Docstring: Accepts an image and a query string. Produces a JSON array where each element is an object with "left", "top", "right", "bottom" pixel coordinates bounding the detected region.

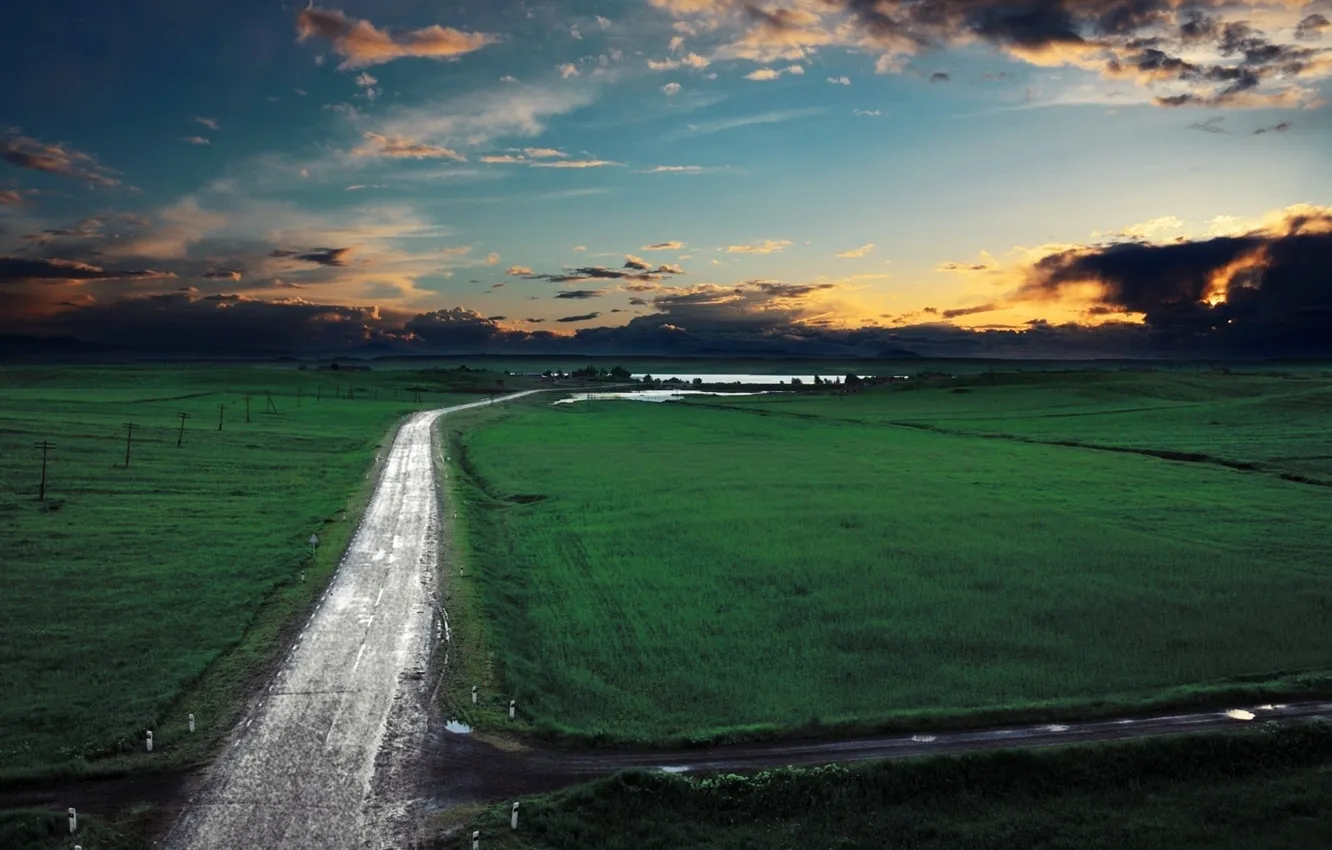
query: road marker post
[
  {"left": 511, "top": 802, "right": 519, "bottom": 830},
  {"left": 146, "top": 730, "right": 153, "bottom": 753},
  {"left": 188, "top": 713, "right": 195, "bottom": 733},
  {"left": 471, "top": 685, "right": 478, "bottom": 705},
  {"left": 472, "top": 829, "right": 480, "bottom": 850},
  {"left": 309, "top": 533, "right": 320, "bottom": 562},
  {"left": 509, "top": 700, "right": 515, "bottom": 720},
  {"left": 68, "top": 807, "right": 77, "bottom": 833}
]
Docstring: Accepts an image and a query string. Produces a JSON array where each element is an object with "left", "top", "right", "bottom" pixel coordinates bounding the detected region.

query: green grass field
[
  {"left": 450, "top": 370, "right": 1332, "bottom": 742},
  {"left": 463, "top": 723, "right": 1332, "bottom": 850},
  {"left": 0, "top": 364, "right": 518, "bottom": 779}
]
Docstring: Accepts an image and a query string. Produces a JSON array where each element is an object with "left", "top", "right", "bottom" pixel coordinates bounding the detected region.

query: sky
[{"left": 2, "top": 0, "right": 1331, "bottom": 358}]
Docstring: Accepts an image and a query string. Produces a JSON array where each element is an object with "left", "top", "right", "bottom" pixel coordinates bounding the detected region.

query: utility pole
[
  {"left": 316, "top": 386, "right": 322, "bottom": 403},
  {"left": 245, "top": 394, "right": 252, "bottom": 423},
  {"left": 176, "top": 412, "right": 191, "bottom": 448},
  {"left": 265, "top": 391, "right": 277, "bottom": 414},
  {"left": 217, "top": 404, "right": 225, "bottom": 431},
  {"left": 122, "top": 423, "right": 137, "bottom": 469},
  {"left": 33, "top": 441, "right": 54, "bottom": 501}
]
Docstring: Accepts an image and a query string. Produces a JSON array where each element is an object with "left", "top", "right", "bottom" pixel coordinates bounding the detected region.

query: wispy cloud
[
  {"left": 295, "top": 7, "right": 497, "bottom": 70},
  {"left": 352, "top": 132, "right": 466, "bottom": 161},
  {"left": 529, "top": 159, "right": 620, "bottom": 168},
  {"left": 642, "top": 241, "right": 685, "bottom": 250},
  {"left": 523, "top": 147, "right": 567, "bottom": 159},
  {"left": 835, "top": 243, "right": 875, "bottom": 258},
  {"left": 745, "top": 65, "right": 806, "bottom": 81},
  {"left": 194, "top": 116, "right": 220, "bottom": 131},
  {"left": 1, "top": 133, "right": 122, "bottom": 187},
  {"left": 371, "top": 81, "right": 601, "bottom": 151},
  {"left": 678, "top": 107, "right": 825, "bottom": 137},
  {"left": 181, "top": 136, "right": 211, "bottom": 146},
  {"left": 726, "top": 239, "right": 792, "bottom": 254}
]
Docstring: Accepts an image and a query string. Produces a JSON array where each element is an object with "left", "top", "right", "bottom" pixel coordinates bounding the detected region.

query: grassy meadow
[
  {"left": 462, "top": 722, "right": 1332, "bottom": 850},
  {"left": 449, "top": 369, "right": 1332, "bottom": 742},
  {"left": 0, "top": 363, "right": 517, "bottom": 779}
]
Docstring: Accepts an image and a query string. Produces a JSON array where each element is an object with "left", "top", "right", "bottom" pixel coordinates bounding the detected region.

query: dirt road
[
  {"left": 163, "top": 393, "right": 538, "bottom": 850},
  {"left": 425, "top": 699, "right": 1332, "bottom": 805}
]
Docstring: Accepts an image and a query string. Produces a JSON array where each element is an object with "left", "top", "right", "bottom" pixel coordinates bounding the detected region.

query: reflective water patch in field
[
  {"left": 657, "top": 765, "right": 690, "bottom": 774},
  {"left": 1225, "top": 709, "right": 1256, "bottom": 721},
  {"left": 553, "top": 390, "right": 772, "bottom": 405},
  {"left": 444, "top": 719, "right": 473, "bottom": 734}
]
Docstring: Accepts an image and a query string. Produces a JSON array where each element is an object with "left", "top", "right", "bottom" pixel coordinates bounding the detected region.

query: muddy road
[{"left": 161, "top": 393, "right": 539, "bottom": 850}]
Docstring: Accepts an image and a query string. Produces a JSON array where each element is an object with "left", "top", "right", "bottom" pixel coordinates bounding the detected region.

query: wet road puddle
[{"left": 444, "top": 719, "right": 473, "bottom": 734}]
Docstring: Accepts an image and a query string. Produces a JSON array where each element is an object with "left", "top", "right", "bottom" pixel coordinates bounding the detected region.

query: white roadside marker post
[
  {"left": 188, "top": 713, "right": 195, "bottom": 733},
  {"left": 471, "top": 685, "right": 478, "bottom": 705},
  {"left": 146, "top": 730, "right": 153, "bottom": 752},
  {"left": 68, "top": 807, "right": 77, "bottom": 834},
  {"left": 509, "top": 700, "right": 515, "bottom": 720},
  {"left": 511, "top": 802, "right": 519, "bottom": 830},
  {"left": 472, "top": 829, "right": 480, "bottom": 850}
]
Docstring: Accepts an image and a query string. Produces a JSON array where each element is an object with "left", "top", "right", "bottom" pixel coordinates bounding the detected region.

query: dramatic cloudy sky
[{"left": 2, "top": 0, "right": 1330, "bottom": 357}]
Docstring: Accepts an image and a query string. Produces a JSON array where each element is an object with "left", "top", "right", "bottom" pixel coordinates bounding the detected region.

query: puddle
[
  {"left": 1225, "top": 709, "right": 1256, "bottom": 721},
  {"left": 1045, "top": 724, "right": 1069, "bottom": 732},
  {"left": 444, "top": 719, "right": 472, "bottom": 734},
  {"left": 910, "top": 734, "right": 937, "bottom": 743},
  {"left": 553, "top": 390, "right": 771, "bottom": 405},
  {"left": 657, "top": 765, "right": 690, "bottom": 774}
]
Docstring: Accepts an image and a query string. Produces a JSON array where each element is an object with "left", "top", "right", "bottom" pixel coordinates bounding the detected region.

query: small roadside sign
[{"left": 309, "top": 534, "right": 320, "bottom": 548}]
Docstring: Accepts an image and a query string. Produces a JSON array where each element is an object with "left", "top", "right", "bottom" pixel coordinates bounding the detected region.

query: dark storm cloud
[
  {"left": 201, "top": 267, "right": 244, "bottom": 280},
  {"left": 520, "top": 263, "right": 685, "bottom": 284},
  {"left": 941, "top": 302, "right": 1001, "bottom": 319},
  {"left": 1, "top": 133, "right": 121, "bottom": 187},
  {"left": 0, "top": 256, "right": 172, "bottom": 283},
  {"left": 1188, "top": 116, "right": 1226, "bottom": 133},
  {"left": 557, "top": 312, "right": 601, "bottom": 323},
  {"left": 1296, "top": 14, "right": 1329, "bottom": 40},
  {"left": 825, "top": 0, "right": 1327, "bottom": 107},
  {"left": 1252, "top": 122, "right": 1291, "bottom": 135},
  {"left": 12, "top": 292, "right": 394, "bottom": 353},
  {"left": 1023, "top": 208, "right": 1332, "bottom": 355},
  {"left": 269, "top": 247, "right": 353, "bottom": 267},
  {"left": 928, "top": 71, "right": 950, "bottom": 82},
  {"left": 554, "top": 289, "right": 605, "bottom": 299}
]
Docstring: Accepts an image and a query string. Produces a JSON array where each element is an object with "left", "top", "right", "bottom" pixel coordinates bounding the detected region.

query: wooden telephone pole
[
  {"left": 33, "top": 441, "right": 54, "bottom": 500},
  {"left": 217, "top": 404, "right": 226, "bottom": 431},
  {"left": 122, "top": 423, "right": 137, "bottom": 468},
  {"left": 176, "top": 412, "right": 191, "bottom": 448}
]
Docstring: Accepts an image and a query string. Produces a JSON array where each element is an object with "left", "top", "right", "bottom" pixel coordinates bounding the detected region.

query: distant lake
[
  {"left": 553, "top": 390, "right": 771, "bottom": 405},
  {"left": 631, "top": 373, "right": 871, "bottom": 385}
]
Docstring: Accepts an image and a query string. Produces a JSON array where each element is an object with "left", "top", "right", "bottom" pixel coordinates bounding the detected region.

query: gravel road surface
[{"left": 163, "top": 393, "right": 538, "bottom": 850}]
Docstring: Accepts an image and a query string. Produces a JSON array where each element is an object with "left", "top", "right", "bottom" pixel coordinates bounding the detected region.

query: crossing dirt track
[{"left": 163, "top": 393, "right": 539, "bottom": 850}]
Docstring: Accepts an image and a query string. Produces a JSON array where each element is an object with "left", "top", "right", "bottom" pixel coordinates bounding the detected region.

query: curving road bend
[{"left": 163, "top": 392, "right": 539, "bottom": 850}]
